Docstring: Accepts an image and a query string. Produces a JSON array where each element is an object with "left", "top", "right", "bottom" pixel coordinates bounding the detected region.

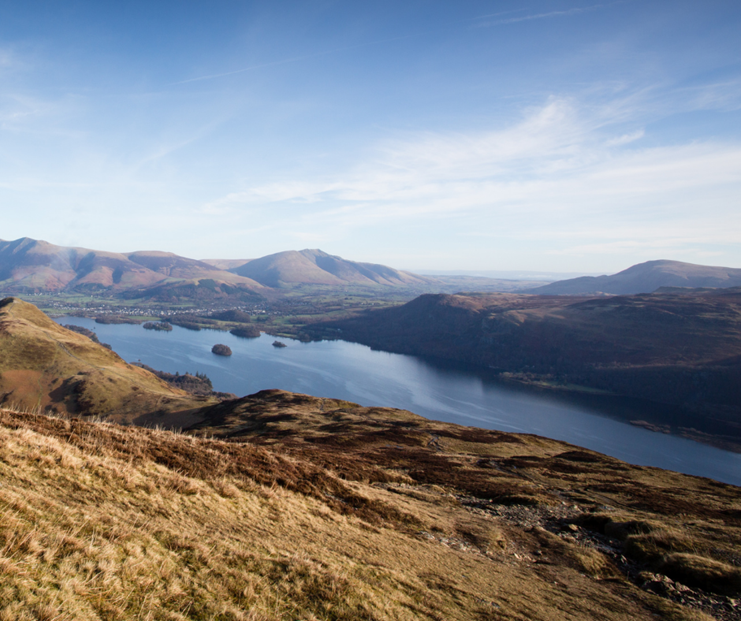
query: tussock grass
[
  {"left": 0, "top": 405, "right": 709, "bottom": 620},
  {"left": 0, "top": 415, "right": 405, "bottom": 619}
]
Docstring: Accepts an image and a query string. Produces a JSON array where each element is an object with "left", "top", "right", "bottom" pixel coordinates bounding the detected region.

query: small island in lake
[
  {"left": 211, "top": 344, "right": 232, "bottom": 356},
  {"left": 143, "top": 321, "right": 173, "bottom": 331},
  {"left": 272, "top": 340, "right": 287, "bottom": 348},
  {"left": 230, "top": 325, "right": 261, "bottom": 339}
]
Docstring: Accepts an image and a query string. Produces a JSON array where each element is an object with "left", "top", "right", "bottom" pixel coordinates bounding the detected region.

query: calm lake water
[{"left": 59, "top": 317, "right": 741, "bottom": 486}]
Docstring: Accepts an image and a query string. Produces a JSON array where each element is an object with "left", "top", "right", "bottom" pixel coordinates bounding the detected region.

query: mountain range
[
  {"left": 0, "top": 238, "right": 433, "bottom": 298},
  {"left": 3, "top": 238, "right": 741, "bottom": 300},
  {"left": 0, "top": 237, "right": 265, "bottom": 302}
]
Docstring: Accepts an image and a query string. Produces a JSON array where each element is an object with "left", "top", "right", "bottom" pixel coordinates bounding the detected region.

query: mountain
[
  {"left": 0, "top": 237, "right": 265, "bottom": 300},
  {"left": 0, "top": 237, "right": 165, "bottom": 292},
  {"left": 0, "top": 297, "right": 217, "bottom": 423},
  {"left": 231, "top": 248, "right": 434, "bottom": 288},
  {"left": 320, "top": 289, "right": 741, "bottom": 451},
  {"left": 527, "top": 260, "right": 741, "bottom": 295},
  {"left": 1, "top": 391, "right": 739, "bottom": 619},
  {"left": 0, "top": 238, "right": 436, "bottom": 297}
]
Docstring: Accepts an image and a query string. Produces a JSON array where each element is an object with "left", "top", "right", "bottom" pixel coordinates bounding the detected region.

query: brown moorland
[
  {"left": 188, "top": 389, "right": 741, "bottom": 618},
  {"left": 2, "top": 391, "right": 740, "bottom": 620}
]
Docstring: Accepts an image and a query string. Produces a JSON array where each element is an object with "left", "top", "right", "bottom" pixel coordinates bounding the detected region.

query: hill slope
[
  {"left": 0, "top": 297, "right": 217, "bottom": 422},
  {"left": 528, "top": 260, "right": 741, "bottom": 295},
  {"left": 232, "top": 249, "right": 434, "bottom": 288},
  {"left": 1, "top": 391, "right": 738, "bottom": 619}
]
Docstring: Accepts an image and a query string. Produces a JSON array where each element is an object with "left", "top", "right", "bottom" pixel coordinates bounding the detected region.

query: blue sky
[{"left": 1, "top": 1, "right": 739, "bottom": 273}]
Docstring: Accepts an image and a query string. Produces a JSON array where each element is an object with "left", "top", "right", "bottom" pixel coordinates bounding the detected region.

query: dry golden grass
[
  {"left": 0, "top": 297, "right": 217, "bottom": 422},
  {"left": 0, "top": 404, "right": 721, "bottom": 621}
]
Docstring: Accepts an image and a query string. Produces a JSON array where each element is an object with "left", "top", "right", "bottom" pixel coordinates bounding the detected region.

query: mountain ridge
[
  {"left": 527, "top": 260, "right": 741, "bottom": 295},
  {"left": 0, "top": 238, "right": 437, "bottom": 296},
  {"left": 5, "top": 238, "right": 741, "bottom": 299},
  {"left": 231, "top": 248, "right": 434, "bottom": 288},
  {"left": 0, "top": 237, "right": 265, "bottom": 298}
]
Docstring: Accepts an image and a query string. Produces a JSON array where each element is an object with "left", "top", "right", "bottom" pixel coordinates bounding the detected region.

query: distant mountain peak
[
  {"left": 232, "top": 248, "right": 432, "bottom": 288},
  {"left": 527, "top": 259, "right": 741, "bottom": 295}
]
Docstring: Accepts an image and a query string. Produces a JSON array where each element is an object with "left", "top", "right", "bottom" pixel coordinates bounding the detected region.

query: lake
[{"left": 59, "top": 317, "right": 741, "bottom": 486}]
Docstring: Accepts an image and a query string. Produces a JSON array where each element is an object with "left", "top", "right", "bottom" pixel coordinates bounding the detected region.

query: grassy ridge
[{"left": 0, "top": 297, "right": 217, "bottom": 422}]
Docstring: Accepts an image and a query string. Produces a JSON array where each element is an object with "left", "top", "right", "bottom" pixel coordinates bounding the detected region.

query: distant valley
[{"left": 4, "top": 236, "right": 741, "bottom": 450}]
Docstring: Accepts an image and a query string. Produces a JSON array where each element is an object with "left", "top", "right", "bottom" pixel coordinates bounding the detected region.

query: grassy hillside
[
  {"left": 321, "top": 289, "right": 741, "bottom": 451},
  {"left": 0, "top": 297, "right": 217, "bottom": 423},
  {"left": 2, "top": 392, "right": 739, "bottom": 620}
]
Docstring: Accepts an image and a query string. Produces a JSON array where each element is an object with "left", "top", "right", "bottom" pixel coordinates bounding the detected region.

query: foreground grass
[
  {"left": 0, "top": 413, "right": 409, "bottom": 620},
  {"left": 0, "top": 404, "right": 729, "bottom": 620}
]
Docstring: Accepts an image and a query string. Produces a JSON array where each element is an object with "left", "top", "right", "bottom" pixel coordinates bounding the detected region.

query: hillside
[
  {"left": 1, "top": 391, "right": 739, "bottom": 620},
  {"left": 231, "top": 249, "right": 434, "bottom": 288},
  {"left": 320, "top": 289, "right": 741, "bottom": 451},
  {"left": 0, "top": 237, "right": 264, "bottom": 300},
  {"left": 528, "top": 260, "right": 741, "bottom": 295},
  {"left": 0, "top": 297, "right": 217, "bottom": 423}
]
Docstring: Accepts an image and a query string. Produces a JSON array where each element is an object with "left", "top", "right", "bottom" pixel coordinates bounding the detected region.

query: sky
[{"left": 0, "top": 0, "right": 740, "bottom": 274}]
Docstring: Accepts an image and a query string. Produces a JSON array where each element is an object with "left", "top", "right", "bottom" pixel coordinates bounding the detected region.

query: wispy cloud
[
  {"left": 0, "top": 93, "right": 73, "bottom": 131},
  {"left": 472, "top": 8, "right": 529, "bottom": 21},
  {"left": 677, "top": 79, "right": 741, "bottom": 112},
  {"left": 473, "top": 2, "right": 623, "bottom": 28},
  {"left": 198, "top": 93, "right": 741, "bottom": 260},
  {"left": 605, "top": 129, "right": 644, "bottom": 146}
]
